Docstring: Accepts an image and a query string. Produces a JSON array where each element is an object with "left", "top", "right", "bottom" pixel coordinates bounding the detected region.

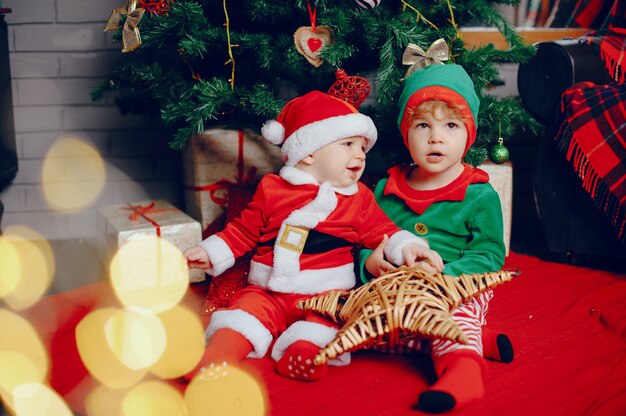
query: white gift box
[
  {"left": 481, "top": 161, "right": 513, "bottom": 256},
  {"left": 98, "top": 200, "right": 205, "bottom": 282},
  {"left": 183, "top": 129, "right": 282, "bottom": 235}
]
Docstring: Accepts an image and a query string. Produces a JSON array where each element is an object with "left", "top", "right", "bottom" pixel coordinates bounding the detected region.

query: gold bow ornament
[
  {"left": 402, "top": 38, "right": 449, "bottom": 78},
  {"left": 105, "top": 0, "right": 145, "bottom": 53}
]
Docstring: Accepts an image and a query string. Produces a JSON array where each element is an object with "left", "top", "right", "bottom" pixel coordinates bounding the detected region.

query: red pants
[{"left": 205, "top": 286, "right": 349, "bottom": 365}]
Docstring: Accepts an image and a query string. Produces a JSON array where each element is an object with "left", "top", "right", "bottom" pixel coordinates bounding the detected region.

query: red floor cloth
[{"left": 19, "top": 252, "right": 626, "bottom": 415}]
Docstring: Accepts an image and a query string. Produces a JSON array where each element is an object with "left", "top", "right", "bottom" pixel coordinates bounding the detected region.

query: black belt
[{"left": 258, "top": 229, "right": 354, "bottom": 254}]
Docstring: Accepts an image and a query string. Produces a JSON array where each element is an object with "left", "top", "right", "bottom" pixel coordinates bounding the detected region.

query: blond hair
[{"left": 407, "top": 100, "right": 473, "bottom": 125}]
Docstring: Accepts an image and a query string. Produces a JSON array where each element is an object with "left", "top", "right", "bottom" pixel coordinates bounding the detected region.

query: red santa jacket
[{"left": 198, "top": 167, "right": 425, "bottom": 295}]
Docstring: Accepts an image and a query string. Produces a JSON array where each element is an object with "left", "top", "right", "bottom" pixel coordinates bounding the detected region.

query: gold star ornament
[{"left": 298, "top": 267, "right": 519, "bottom": 365}]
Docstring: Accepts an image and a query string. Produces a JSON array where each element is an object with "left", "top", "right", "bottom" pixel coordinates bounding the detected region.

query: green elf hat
[{"left": 397, "top": 63, "right": 480, "bottom": 155}]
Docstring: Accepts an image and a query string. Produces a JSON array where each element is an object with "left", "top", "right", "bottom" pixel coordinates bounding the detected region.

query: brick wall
[{"left": 0, "top": 0, "right": 183, "bottom": 241}]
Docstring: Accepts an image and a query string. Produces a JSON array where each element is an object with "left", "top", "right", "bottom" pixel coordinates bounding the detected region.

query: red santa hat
[{"left": 261, "top": 91, "right": 377, "bottom": 166}]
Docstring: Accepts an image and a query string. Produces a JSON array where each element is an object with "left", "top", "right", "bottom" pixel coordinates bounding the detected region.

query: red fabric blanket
[
  {"left": 17, "top": 252, "right": 626, "bottom": 415},
  {"left": 555, "top": 81, "right": 626, "bottom": 242}
]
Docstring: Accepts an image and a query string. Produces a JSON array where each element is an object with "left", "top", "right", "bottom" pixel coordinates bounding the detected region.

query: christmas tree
[{"left": 93, "top": 0, "right": 542, "bottom": 170}]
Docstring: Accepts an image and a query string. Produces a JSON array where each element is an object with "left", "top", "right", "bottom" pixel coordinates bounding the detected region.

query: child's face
[
  {"left": 302, "top": 136, "right": 367, "bottom": 187},
  {"left": 407, "top": 109, "right": 468, "bottom": 178}
]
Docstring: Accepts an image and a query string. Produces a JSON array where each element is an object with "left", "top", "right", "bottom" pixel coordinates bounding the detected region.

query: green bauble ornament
[{"left": 489, "top": 138, "right": 509, "bottom": 164}]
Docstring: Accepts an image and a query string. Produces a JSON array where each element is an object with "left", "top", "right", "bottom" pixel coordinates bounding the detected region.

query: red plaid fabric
[
  {"left": 578, "top": 0, "right": 626, "bottom": 84},
  {"left": 554, "top": 81, "right": 626, "bottom": 242}
]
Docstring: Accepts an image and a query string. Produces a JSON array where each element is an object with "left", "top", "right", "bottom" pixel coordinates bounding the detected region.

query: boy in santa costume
[
  {"left": 184, "top": 90, "right": 443, "bottom": 381},
  {"left": 360, "top": 59, "right": 514, "bottom": 412}
]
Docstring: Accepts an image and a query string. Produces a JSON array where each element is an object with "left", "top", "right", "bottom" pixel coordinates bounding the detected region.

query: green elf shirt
[{"left": 359, "top": 164, "right": 505, "bottom": 282}]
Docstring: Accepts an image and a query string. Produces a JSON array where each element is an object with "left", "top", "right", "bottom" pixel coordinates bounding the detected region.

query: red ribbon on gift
[
  {"left": 122, "top": 201, "right": 175, "bottom": 237},
  {"left": 186, "top": 130, "right": 258, "bottom": 209}
]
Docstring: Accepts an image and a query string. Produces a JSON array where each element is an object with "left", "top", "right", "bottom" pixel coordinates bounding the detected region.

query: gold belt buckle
[{"left": 278, "top": 225, "right": 309, "bottom": 253}]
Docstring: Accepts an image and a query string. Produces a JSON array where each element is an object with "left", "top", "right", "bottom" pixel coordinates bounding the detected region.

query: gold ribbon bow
[
  {"left": 402, "top": 38, "right": 449, "bottom": 78},
  {"left": 105, "top": 0, "right": 145, "bottom": 53}
]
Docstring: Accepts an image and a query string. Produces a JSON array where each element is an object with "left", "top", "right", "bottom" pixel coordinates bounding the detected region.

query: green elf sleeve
[{"left": 442, "top": 184, "right": 506, "bottom": 276}]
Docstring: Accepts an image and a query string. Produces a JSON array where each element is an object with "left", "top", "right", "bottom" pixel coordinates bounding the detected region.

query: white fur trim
[
  {"left": 333, "top": 182, "right": 358, "bottom": 195},
  {"left": 279, "top": 166, "right": 319, "bottom": 185},
  {"left": 197, "top": 235, "right": 236, "bottom": 276},
  {"left": 281, "top": 113, "right": 377, "bottom": 166},
  {"left": 205, "top": 309, "right": 273, "bottom": 359},
  {"left": 271, "top": 182, "right": 337, "bottom": 280},
  {"left": 261, "top": 119, "right": 285, "bottom": 145},
  {"left": 270, "top": 321, "right": 351, "bottom": 366},
  {"left": 384, "top": 230, "right": 429, "bottom": 266},
  {"left": 248, "top": 261, "right": 356, "bottom": 295},
  {"left": 278, "top": 167, "right": 358, "bottom": 195}
]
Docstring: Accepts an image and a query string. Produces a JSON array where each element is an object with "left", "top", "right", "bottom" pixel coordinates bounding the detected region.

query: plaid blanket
[
  {"left": 554, "top": 81, "right": 626, "bottom": 242},
  {"left": 578, "top": 0, "right": 626, "bottom": 84}
]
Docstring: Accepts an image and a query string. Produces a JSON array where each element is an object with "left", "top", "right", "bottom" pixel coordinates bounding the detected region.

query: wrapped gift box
[
  {"left": 480, "top": 161, "right": 513, "bottom": 256},
  {"left": 98, "top": 200, "right": 205, "bottom": 282},
  {"left": 183, "top": 129, "right": 282, "bottom": 236}
]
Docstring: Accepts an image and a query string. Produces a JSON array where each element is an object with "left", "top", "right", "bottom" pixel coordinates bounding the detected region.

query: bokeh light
[
  {"left": 149, "top": 305, "right": 206, "bottom": 379},
  {"left": 0, "top": 237, "right": 20, "bottom": 298},
  {"left": 1, "top": 225, "right": 55, "bottom": 310},
  {"left": 41, "top": 136, "right": 105, "bottom": 212},
  {"left": 0, "top": 309, "right": 49, "bottom": 409},
  {"left": 122, "top": 380, "right": 184, "bottom": 416},
  {"left": 109, "top": 236, "right": 189, "bottom": 314},
  {"left": 76, "top": 308, "right": 147, "bottom": 389},
  {"left": 0, "top": 351, "right": 46, "bottom": 412},
  {"left": 184, "top": 363, "right": 267, "bottom": 416},
  {"left": 12, "top": 383, "right": 73, "bottom": 416},
  {"left": 84, "top": 384, "right": 128, "bottom": 416},
  {"left": 104, "top": 307, "right": 167, "bottom": 370}
]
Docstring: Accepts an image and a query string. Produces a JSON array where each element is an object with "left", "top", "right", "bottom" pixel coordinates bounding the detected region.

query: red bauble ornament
[
  {"left": 138, "top": 0, "right": 172, "bottom": 15},
  {"left": 327, "top": 69, "right": 371, "bottom": 109}
]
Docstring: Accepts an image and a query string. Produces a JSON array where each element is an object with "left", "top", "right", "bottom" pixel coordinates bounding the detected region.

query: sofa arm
[{"left": 517, "top": 39, "right": 612, "bottom": 125}]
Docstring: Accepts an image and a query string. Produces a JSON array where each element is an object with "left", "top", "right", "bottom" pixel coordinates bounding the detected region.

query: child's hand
[
  {"left": 401, "top": 243, "right": 444, "bottom": 273},
  {"left": 184, "top": 246, "right": 212, "bottom": 269},
  {"left": 365, "top": 234, "right": 395, "bottom": 277}
]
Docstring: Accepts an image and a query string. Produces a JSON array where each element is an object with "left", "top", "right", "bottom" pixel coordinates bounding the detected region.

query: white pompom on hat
[{"left": 261, "top": 91, "right": 378, "bottom": 166}]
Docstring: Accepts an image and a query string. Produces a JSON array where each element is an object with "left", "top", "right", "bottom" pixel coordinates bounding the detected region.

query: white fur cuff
[
  {"left": 205, "top": 309, "right": 273, "bottom": 359},
  {"left": 270, "top": 320, "right": 351, "bottom": 366},
  {"left": 384, "top": 230, "right": 428, "bottom": 266},
  {"left": 197, "top": 235, "right": 236, "bottom": 276}
]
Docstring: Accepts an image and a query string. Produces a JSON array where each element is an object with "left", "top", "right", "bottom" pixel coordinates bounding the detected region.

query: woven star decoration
[{"left": 298, "top": 266, "right": 519, "bottom": 365}]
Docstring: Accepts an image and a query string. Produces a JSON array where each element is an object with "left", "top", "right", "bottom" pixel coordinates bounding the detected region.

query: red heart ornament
[
  {"left": 307, "top": 37, "right": 322, "bottom": 53},
  {"left": 294, "top": 26, "right": 333, "bottom": 67}
]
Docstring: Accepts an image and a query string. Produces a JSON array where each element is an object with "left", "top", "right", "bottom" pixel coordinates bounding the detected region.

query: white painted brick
[
  {"left": 95, "top": 179, "right": 152, "bottom": 205},
  {"left": 106, "top": 157, "right": 154, "bottom": 181},
  {"left": 12, "top": 159, "right": 42, "bottom": 184},
  {"left": 6, "top": 22, "right": 14, "bottom": 52},
  {"left": 63, "top": 106, "right": 153, "bottom": 130},
  {"left": 58, "top": 0, "right": 120, "bottom": 23},
  {"left": 11, "top": 78, "right": 16, "bottom": 103},
  {"left": 0, "top": 211, "right": 72, "bottom": 240},
  {"left": 59, "top": 51, "right": 120, "bottom": 77},
  {"left": 47, "top": 237, "right": 106, "bottom": 293},
  {"left": 14, "top": 106, "right": 64, "bottom": 132},
  {"left": 17, "top": 78, "right": 102, "bottom": 105},
  {"left": 24, "top": 184, "right": 47, "bottom": 211},
  {"left": 3, "top": 0, "right": 55, "bottom": 24},
  {"left": 14, "top": 24, "right": 110, "bottom": 52},
  {"left": 9, "top": 52, "right": 59, "bottom": 78},
  {"left": 20, "top": 131, "right": 110, "bottom": 159},
  {"left": 0, "top": 184, "right": 26, "bottom": 211},
  {"left": 95, "top": 180, "right": 182, "bottom": 207}
]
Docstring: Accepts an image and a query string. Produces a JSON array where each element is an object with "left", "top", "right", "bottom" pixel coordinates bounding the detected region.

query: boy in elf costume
[
  {"left": 184, "top": 90, "right": 443, "bottom": 381},
  {"left": 360, "top": 61, "right": 514, "bottom": 413}
]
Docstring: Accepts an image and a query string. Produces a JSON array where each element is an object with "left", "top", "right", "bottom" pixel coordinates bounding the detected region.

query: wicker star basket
[{"left": 299, "top": 267, "right": 519, "bottom": 364}]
